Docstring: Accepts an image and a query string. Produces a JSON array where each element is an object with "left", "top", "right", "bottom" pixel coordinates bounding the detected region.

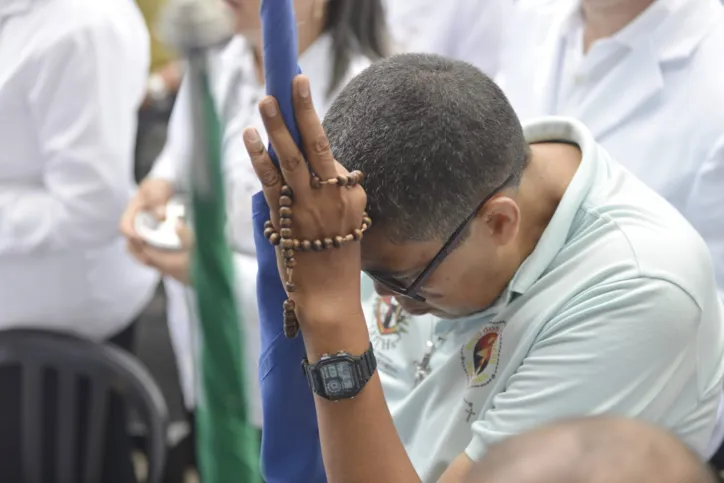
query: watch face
[{"left": 319, "top": 359, "right": 358, "bottom": 400}]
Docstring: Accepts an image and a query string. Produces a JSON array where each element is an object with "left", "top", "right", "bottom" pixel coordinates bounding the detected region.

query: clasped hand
[{"left": 244, "top": 75, "right": 366, "bottom": 320}]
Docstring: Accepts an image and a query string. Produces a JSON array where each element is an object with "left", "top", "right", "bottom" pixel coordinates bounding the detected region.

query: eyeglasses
[{"left": 366, "top": 173, "right": 516, "bottom": 302}]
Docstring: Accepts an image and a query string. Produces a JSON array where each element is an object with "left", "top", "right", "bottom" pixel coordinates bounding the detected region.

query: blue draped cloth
[{"left": 254, "top": 1, "right": 325, "bottom": 482}]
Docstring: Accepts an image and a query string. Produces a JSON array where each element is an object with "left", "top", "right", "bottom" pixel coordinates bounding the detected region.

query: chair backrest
[{"left": 0, "top": 329, "right": 169, "bottom": 483}]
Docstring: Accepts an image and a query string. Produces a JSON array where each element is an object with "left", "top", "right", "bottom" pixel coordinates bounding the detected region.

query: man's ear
[{"left": 480, "top": 196, "right": 520, "bottom": 246}]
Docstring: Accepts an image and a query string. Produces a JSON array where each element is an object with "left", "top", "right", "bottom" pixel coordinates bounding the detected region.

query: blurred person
[
  {"left": 120, "top": 0, "right": 388, "bottom": 436},
  {"left": 0, "top": 0, "right": 157, "bottom": 481},
  {"left": 465, "top": 417, "right": 722, "bottom": 483},
  {"left": 136, "top": 0, "right": 183, "bottom": 107},
  {"left": 494, "top": 0, "right": 724, "bottom": 462},
  {"left": 383, "top": 0, "right": 511, "bottom": 76}
]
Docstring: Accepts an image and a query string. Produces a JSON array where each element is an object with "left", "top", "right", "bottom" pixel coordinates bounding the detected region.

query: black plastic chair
[{"left": 0, "top": 329, "right": 169, "bottom": 483}]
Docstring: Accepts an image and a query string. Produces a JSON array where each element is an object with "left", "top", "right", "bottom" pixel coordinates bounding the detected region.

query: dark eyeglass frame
[{"left": 366, "top": 173, "right": 517, "bottom": 302}]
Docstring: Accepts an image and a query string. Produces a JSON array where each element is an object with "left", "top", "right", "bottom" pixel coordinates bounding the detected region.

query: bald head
[{"left": 466, "top": 417, "right": 718, "bottom": 483}]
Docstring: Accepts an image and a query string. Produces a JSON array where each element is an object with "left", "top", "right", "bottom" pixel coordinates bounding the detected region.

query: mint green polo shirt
[{"left": 363, "top": 117, "right": 724, "bottom": 482}]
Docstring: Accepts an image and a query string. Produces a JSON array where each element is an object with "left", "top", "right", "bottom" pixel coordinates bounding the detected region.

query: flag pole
[{"left": 158, "top": 1, "right": 261, "bottom": 482}]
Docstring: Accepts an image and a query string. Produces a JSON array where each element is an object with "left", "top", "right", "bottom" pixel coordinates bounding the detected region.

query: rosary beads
[{"left": 263, "top": 170, "right": 371, "bottom": 339}]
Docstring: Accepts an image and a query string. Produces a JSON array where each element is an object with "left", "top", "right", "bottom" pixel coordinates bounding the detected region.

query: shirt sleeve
[
  {"left": 149, "top": 76, "right": 192, "bottom": 186},
  {"left": 465, "top": 277, "right": 713, "bottom": 461},
  {"left": 684, "top": 137, "right": 724, "bottom": 303},
  {"left": 0, "top": 16, "right": 149, "bottom": 255},
  {"left": 223, "top": 112, "right": 263, "bottom": 256}
]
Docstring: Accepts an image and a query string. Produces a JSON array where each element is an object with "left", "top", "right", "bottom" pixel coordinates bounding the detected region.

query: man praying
[{"left": 244, "top": 54, "right": 724, "bottom": 482}]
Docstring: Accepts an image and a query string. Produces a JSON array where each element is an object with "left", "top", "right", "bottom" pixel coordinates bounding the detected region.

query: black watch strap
[
  {"left": 357, "top": 343, "right": 377, "bottom": 380},
  {"left": 302, "top": 343, "right": 377, "bottom": 400}
]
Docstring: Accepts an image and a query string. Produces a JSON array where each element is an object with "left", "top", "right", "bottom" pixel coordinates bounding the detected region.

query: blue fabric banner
[{"left": 255, "top": 1, "right": 325, "bottom": 482}]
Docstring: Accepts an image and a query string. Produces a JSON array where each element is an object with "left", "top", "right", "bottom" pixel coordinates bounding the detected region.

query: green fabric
[{"left": 191, "top": 70, "right": 261, "bottom": 483}]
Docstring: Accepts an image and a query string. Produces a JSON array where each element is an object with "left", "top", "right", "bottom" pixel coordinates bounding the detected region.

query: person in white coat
[
  {"left": 494, "top": 0, "right": 724, "bottom": 465},
  {"left": 120, "top": 0, "right": 388, "bottom": 432},
  {"left": 0, "top": 0, "right": 156, "bottom": 481},
  {"left": 383, "top": 0, "right": 510, "bottom": 76}
]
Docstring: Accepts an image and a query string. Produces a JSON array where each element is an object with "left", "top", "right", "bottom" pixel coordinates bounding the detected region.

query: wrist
[
  {"left": 299, "top": 307, "right": 370, "bottom": 363},
  {"left": 294, "top": 289, "right": 363, "bottom": 328}
]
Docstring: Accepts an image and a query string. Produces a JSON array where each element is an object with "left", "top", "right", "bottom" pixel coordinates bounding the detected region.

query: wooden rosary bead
[
  {"left": 264, "top": 220, "right": 273, "bottom": 229},
  {"left": 274, "top": 172, "right": 369, "bottom": 339},
  {"left": 283, "top": 310, "right": 299, "bottom": 338},
  {"left": 283, "top": 323, "right": 299, "bottom": 339}
]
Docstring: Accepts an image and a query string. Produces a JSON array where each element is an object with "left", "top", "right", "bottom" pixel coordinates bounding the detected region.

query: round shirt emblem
[{"left": 460, "top": 322, "right": 503, "bottom": 388}]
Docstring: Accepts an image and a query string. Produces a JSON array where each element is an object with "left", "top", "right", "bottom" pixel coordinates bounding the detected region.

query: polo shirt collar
[{"left": 508, "top": 117, "right": 599, "bottom": 297}]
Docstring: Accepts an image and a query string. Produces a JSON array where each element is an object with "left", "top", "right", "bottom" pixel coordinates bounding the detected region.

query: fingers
[
  {"left": 120, "top": 196, "right": 145, "bottom": 241},
  {"left": 176, "top": 222, "right": 195, "bottom": 250},
  {"left": 258, "top": 96, "right": 311, "bottom": 193},
  {"left": 127, "top": 239, "right": 191, "bottom": 285},
  {"left": 120, "top": 179, "right": 173, "bottom": 240},
  {"left": 126, "top": 238, "right": 151, "bottom": 265},
  {"left": 292, "top": 75, "right": 339, "bottom": 180},
  {"left": 244, "top": 127, "right": 281, "bottom": 215}
]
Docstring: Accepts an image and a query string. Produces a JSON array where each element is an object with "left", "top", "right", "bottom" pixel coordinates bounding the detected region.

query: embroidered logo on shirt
[
  {"left": 370, "top": 296, "right": 409, "bottom": 351},
  {"left": 460, "top": 322, "right": 504, "bottom": 388}
]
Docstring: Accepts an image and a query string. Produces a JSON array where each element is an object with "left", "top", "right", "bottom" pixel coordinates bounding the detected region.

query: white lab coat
[
  {"left": 496, "top": 0, "right": 724, "bottom": 455},
  {"left": 498, "top": 0, "right": 724, "bottom": 298},
  {"left": 383, "top": 0, "right": 510, "bottom": 76},
  {"left": 151, "top": 34, "right": 372, "bottom": 427},
  {"left": 0, "top": 0, "right": 158, "bottom": 339}
]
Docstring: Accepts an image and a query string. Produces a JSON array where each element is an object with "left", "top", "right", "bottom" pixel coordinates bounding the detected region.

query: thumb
[
  {"left": 141, "top": 179, "right": 174, "bottom": 218},
  {"left": 176, "top": 221, "right": 195, "bottom": 249}
]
